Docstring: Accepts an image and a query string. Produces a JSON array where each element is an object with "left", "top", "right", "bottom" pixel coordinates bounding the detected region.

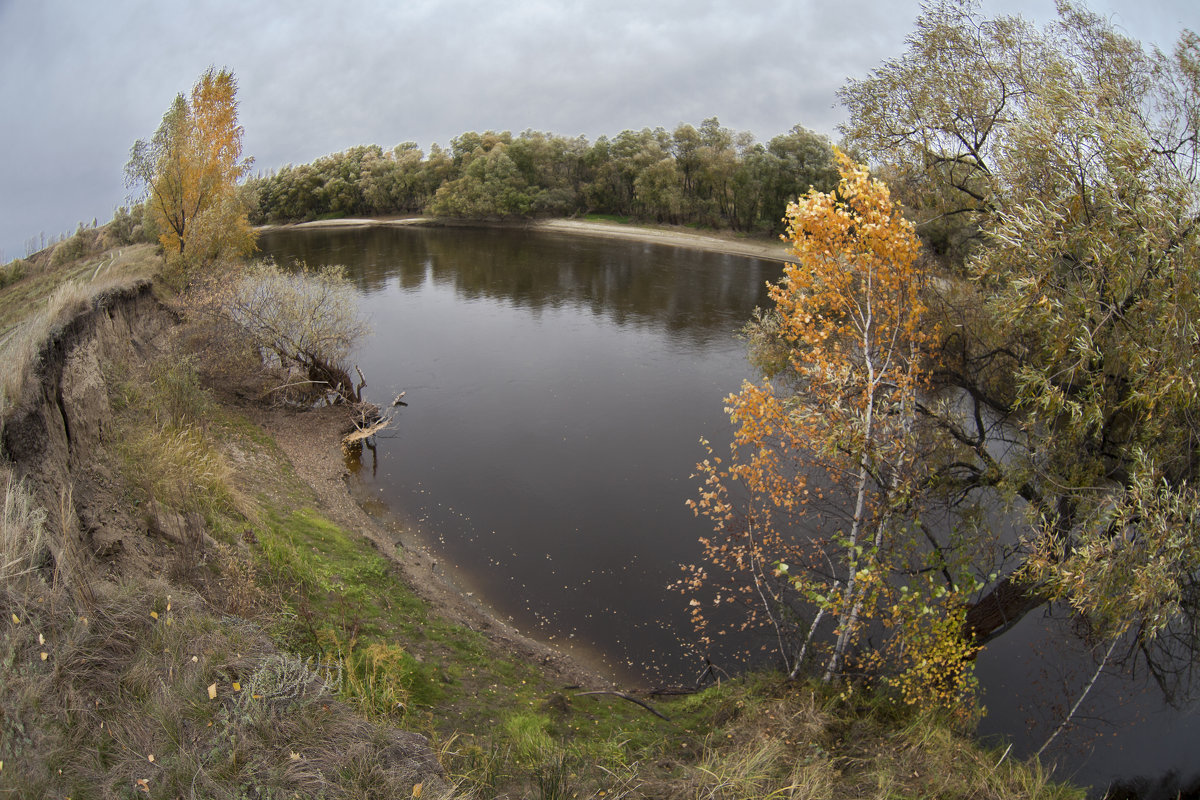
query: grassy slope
[{"left": 0, "top": 236, "right": 1084, "bottom": 799}]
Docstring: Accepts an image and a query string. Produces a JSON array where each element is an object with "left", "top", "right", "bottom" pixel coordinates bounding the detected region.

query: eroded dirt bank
[{"left": 2, "top": 280, "right": 177, "bottom": 575}]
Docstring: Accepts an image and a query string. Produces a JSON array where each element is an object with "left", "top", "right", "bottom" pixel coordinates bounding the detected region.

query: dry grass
[
  {"left": 119, "top": 422, "right": 235, "bottom": 515},
  {"left": 0, "top": 576, "right": 454, "bottom": 798},
  {"left": 0, "top": 242, "right": 161, "bottom": 414},
  {"left": 0, "top": 467, "right": 48, "bottom": 583}
]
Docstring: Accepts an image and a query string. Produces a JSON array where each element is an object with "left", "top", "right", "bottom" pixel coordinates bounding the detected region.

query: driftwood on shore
[
  {"left": 343, "top": 412, "right": 391, "bottom": 446},
  {"left": 341, "top": 397, "right": 391, "bottom": 454}
]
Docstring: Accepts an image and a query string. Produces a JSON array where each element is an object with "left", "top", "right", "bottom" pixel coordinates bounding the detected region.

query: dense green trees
[{"left": 244, "top": 119, "right": 839, "bottom": 232}]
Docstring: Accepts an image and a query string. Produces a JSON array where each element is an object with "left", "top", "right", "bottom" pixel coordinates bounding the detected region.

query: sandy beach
[{"left": 258, "top": 216, "right": 795, "bottom": 263}]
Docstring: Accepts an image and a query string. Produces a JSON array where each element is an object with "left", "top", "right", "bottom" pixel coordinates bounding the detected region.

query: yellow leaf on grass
[
  {"left": 412, "top": 782, "right": 423, "bottom": 798},
  {"left": 150, "top": 611, "right": 159, "bottom": 620},
  {"left": 11, "top": 613, "right": 19, "bottom": 624},
  {"left": 207, "top": 683, "right": 217, "bottom": 700},
  {"left": 232, "top": 682, "right": 241, "bottom": 692}
]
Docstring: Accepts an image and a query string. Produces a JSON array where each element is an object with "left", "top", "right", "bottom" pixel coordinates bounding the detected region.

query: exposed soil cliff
[{"left": 2, "top": 280, "right": 177, "bottom": 577}]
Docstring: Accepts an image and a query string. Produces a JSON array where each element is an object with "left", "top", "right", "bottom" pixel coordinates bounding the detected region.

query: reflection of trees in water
[
  {"left": 259, "top": 226, "right": 780, "bottom": 342},
  {"left": 1105, "top": 771, "right": 1200, "bottom": 800}
]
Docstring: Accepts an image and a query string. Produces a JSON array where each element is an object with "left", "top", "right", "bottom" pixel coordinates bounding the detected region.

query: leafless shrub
[{"left": 187, "top": 260, "right": 368, "bottom": 404}]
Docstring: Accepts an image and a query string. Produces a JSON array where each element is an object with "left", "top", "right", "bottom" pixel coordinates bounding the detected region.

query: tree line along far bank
[{"left": 241, "top": 119, "right": 841, "bottom": 233}]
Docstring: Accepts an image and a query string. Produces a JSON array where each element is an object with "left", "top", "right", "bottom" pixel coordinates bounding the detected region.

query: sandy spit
[{"left": 257, "top": 216, "right": 795, "bottom": 263}]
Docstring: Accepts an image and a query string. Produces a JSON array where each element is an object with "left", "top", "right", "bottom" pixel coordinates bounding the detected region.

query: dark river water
[{"left": 258, "top": 224, "right": 1200, "bottom": 797}]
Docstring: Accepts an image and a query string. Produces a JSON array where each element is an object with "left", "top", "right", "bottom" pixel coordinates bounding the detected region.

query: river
[{"left": 258, "top": 223, "right": 1200, "bottom": 798}]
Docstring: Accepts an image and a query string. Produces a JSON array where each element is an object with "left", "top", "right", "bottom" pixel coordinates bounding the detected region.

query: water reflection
[{"left": 260, "top": 225, "right": 777, "bottom": 344}]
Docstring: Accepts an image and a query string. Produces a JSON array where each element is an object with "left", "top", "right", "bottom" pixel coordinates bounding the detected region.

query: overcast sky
[{"left": 1, "top": 0, "right": 1196, "bottom": 261}]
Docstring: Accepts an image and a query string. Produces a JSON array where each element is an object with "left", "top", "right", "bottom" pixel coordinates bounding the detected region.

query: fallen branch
[
  {"left": 574, "top": 690, "right": 671, "bottom": 721},
  {"left": 342, "top": 414, "right": 391, "bottom": 447}
]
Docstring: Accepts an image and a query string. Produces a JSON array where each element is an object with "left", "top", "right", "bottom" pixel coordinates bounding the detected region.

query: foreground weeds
[{"left": 0, "top": 575, "right": 451, "bottom": 798}]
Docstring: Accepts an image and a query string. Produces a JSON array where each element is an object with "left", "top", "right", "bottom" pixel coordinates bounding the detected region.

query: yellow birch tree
[
  {"left": 688, "top": 152, "right": 974, "bottom": 698},
  {"left": 126, "top": 67, "right": 255, "bottom": 269}
]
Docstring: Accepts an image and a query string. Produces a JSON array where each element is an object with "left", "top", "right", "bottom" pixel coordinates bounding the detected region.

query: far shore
[{"left": 256, "top": 216, "right": 795, "bottom": 262}]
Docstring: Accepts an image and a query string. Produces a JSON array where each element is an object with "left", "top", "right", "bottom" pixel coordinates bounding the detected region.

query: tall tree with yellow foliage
[
  {"left": 686, "top": 152, "right": 973, "bottom": 696},
  {"left": 126, "top": 67, "right": 255, "bottom": 268}
]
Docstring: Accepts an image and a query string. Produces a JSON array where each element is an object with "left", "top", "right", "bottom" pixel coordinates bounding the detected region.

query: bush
[
  {"left": 190, "top": 260, "right": 368, "bottom": 403},
  {"left": 0, "top": 259, "right": 29, "bottom": 289},
  {"left": 47, "top": 225, "right": 100, "bottom": 268},
  {"left": 103, "top": 204, "right": 152, "bottom": 248}
]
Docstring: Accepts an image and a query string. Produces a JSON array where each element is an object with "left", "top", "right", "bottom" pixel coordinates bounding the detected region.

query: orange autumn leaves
[
  {"left": 128, "top": 68, "right": 255, "bottom": 267},
  {"left": 687, "top": 151, "right": 952, "bottom": 692}
]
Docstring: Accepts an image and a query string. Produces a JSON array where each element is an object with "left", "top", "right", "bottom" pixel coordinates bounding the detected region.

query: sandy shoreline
[
  {"left": 257, "top": 216, "right": 795, "bottom": 263},
  {"left": 263, "top": 404, "right": 617, "bottom": 690}
]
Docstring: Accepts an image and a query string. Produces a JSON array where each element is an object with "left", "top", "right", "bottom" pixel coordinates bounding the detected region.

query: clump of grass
[
  {"left": 691, "top": 737, "right": 830, "bottom": 800},
  {"left": 0, "top": 279, "right": 95, "bottom": 412},
  {"left": 118, "top": 422, "right": 234, "bottom": 515},
  {"left": 503, "top": 710, "right": 555, "bottom": 765},
  {"left": 1, "top": 468, "right": 48, "bottom": 583},
  {"left": 335, "top": 640, "right": 424, "bottom": 719}
]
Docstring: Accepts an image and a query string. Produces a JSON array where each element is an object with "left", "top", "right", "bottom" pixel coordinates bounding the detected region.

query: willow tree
[
  {"left": 126, "top": 67, "right": 255, "bottom": 268},
  {"left": 686, "top": 152, "right": 975, "bottom": 700},
  {"left": 840, "top": 0, "right": 1200, "bottom": 699}
]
